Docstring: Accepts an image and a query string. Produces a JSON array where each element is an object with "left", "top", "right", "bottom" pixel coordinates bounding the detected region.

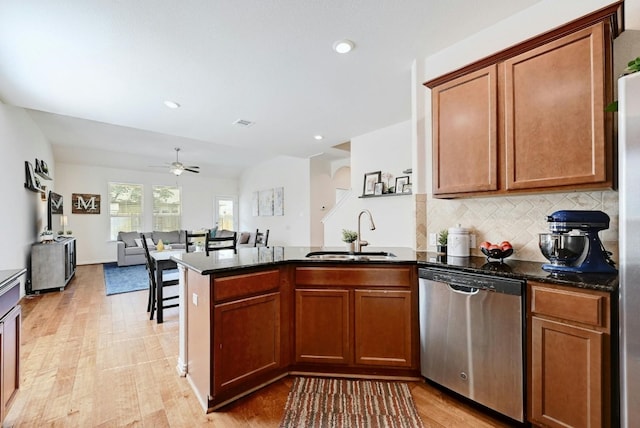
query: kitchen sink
[{"left": 305, "top": 251, "right": 397, "bottom": 261}]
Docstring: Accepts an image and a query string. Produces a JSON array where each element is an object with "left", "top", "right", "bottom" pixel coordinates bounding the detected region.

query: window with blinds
[
  {"left": 153, "top": 185, "right": 181, "bottom": 231},
  {"left": 109, "top": 182, "right": 143, "bottom": 240}
]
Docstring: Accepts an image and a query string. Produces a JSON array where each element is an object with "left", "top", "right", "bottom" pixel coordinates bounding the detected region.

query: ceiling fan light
[{"left": 170, "top": 166, "right": 183, "bottom": 176}]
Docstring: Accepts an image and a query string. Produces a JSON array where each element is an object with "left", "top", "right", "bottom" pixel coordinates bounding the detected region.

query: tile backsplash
[{"left": 422, "top": 190, "right": 619, "bottom": 263}]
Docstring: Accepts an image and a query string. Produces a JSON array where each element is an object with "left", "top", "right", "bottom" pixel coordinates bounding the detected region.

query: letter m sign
[{"left": 72, "top": 193, "right": 101, "bottom": 214}]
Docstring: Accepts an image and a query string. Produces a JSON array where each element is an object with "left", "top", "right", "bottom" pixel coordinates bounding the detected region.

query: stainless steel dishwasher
[{"left": 418, "top": 267, "right": 525, "bottom": 422}]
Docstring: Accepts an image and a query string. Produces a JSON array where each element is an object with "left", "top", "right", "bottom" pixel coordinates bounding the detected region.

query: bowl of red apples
[{"left": 480, "top": 240, "right": 514, "bottom": 261}]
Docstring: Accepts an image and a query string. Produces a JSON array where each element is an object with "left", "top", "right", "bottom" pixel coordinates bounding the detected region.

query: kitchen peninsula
[{"left": 173, "top": 247, "right": 617, "bottom": 425}]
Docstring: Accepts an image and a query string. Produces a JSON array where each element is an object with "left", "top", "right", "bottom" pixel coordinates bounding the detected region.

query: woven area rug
[
  {"left": 103, "top": 262, "right": 148, "bottom": 296},
  {"left": 280, "top": 377, "right": 424, "bottom": 428}
]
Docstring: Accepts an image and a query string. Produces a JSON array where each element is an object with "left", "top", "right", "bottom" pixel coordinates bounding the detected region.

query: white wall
[
  {"left": 323, "top": 121, "right": 414, "bottom": 248},
  {"left": 310, "top": 157, "right": 333, "bottom": 247},
  {"left": 0, "top": 104, "right": 54, "bottom": 295},
  {"left": 239, "top": 155, "right": 311, "bottom": 246},
  {"left": 54, "top": 163, "right": 237, "bottom": 265}
]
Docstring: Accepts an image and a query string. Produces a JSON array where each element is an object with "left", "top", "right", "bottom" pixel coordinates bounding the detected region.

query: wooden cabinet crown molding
[{"left": 424, "top": 1, "right": 623, "bottom": 89}]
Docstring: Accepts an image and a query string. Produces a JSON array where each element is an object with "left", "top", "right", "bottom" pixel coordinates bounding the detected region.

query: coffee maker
[{"left": 538, "top": 210, "right": 617, "bottom": 273}]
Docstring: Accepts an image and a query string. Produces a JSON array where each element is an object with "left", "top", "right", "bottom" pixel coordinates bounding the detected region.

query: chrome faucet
[{"left": 357, "top": 209, "right": 376, "bottom": 252}]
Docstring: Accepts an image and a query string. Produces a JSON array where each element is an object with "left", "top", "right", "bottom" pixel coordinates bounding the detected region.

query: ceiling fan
[{"left": 152, "top": 148, "right": 200, "bottom": 176}]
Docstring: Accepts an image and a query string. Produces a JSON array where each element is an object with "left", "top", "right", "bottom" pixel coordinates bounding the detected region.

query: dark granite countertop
[
  {"left": 0, "top": 269, "right": 27, "bottom": 295},
  {"left": 172, "top": 247, "right": 617, "bottom": 292},
  {"left": 416, "top": 253, "right": 618, "bottom": 292}
]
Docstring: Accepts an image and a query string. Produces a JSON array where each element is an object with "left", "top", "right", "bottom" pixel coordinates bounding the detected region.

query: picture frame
[
  {"left": 259, "top": 189, "right": 274, "bottom": 216},
  {"left": 72, "top": 193, "right": 101, "bottom": 214},
  {"left": 363, "top": 171, "right": 381, "bottom": 196},
  {"left": 402, "top": 183, "right": 413, "bottom": 194},
  {"left": 374, "top": 182, "right": 383, "bottom": 195},
  {"left": 395, "top": 176, "right": 410, "bottom": 194},
  {"left": 273, "top": 187, "right": 284, "bottom": 216}
]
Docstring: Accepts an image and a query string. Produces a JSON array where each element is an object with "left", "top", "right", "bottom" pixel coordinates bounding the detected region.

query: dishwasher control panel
[{"left": 418, "top": 267, "right": 523, "bottom": 296}]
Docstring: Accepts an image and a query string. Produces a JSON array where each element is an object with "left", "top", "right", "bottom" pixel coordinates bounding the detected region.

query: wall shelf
[
  {"left": 359, "top": 192, "right": 412, "bottom": 199},
  {"left": 24, "top": 161, "right": 45, "bottom": 193},
  {"left": 34, "top": 159, "right": 52, "bottom": 180}
]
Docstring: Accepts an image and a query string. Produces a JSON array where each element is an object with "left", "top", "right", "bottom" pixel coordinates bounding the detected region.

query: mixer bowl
[{"left": 539, "top": 233, "right": 587, "bottom": 265}]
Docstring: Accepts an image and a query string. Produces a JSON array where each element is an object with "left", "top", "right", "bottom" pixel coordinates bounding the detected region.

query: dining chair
[
  {"left": 140, "top": 233, "right": 179, "bottom": 320},
  {"left": 183, "top": 230, "right": 207, "bottom": 252},
  {"left": 255, "top": 229, "right": 270, "bottom": 247},
  {"left": 205, "top": 229, "right": 237, "bottom": 254}
]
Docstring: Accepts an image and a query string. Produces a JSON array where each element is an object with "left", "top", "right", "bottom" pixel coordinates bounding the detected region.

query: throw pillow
[
  {"left": 118, "top": 231, "right": 139, "bottom": 248},
  {"left": 210, "top": 226, "right": 218, "bottom": 238},
  {"left": 239, "top": 232, "right": 251, "bottom": 244},
  {"left": 134, "top": 238, "right": 155, "bottom": 248}
]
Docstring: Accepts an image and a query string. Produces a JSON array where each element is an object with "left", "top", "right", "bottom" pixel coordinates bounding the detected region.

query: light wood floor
[{"left": 4, "top": 264, "right": 513, "bottom": 427}]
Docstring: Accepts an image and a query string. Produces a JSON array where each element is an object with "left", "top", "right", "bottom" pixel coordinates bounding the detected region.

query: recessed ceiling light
[
  {"left": 333, "top": 39, "right": 354, "bottom": 54},
  {"left": 314, "top": 135, "right": 324, "bottom": 140},
  {"left": 164, "top": 100, "right": 180, "bottom": 109}
]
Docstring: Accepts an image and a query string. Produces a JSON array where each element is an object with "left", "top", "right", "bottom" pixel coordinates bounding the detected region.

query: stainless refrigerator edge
[{"left": 619, "top": 71, "right": 640, "bottom": 428}]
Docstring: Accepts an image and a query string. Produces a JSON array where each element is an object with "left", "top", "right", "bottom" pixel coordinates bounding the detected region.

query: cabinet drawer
[
  {"left": 530, "top": 284, "right": 607, "bottom": 329},
  {"left": 295, "top": 266, "right": 412, "bottom": 287},
  {"left": 214, "top": 269, "right": 280, "bottom": 302}
]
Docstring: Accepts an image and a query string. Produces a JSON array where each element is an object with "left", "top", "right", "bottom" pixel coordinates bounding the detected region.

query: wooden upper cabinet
[
  {"left": 504, "top": 23, "right": 609, "bottom": 190},
  {"left": 432, "top": 65, "right": 498, "bottom": 195},
  {"left": 425, "top": 3, "right": 620, "bottom": 198}
]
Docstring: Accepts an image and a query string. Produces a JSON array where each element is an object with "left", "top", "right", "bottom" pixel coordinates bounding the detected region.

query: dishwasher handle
[{"left": 448, "top": 283, "right": 479, "bottom": 295}]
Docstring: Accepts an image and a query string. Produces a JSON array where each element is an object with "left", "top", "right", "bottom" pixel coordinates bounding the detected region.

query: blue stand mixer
[{"left": 539, "top": 210, "right": 617, "bottom": 273}]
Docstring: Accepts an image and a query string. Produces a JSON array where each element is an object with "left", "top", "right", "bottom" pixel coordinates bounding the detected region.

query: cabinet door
[
  {"left": 213, "top": 292, "right": 280, "bottom": 394},
  {"left": 432, "top": 64, "right": 498, "bottom": 195},
  {"left": 354, "top": 289, "right": 412, "bottom": 367},
  {"left": 504, "top": 23, "right": 609, "bottom": 190},
  {"left": 530, "top": 316, "right": 603, "bottom": 428},
  {"left": 0, "top": 305, "right": 20, "bottom": 420},
  {"left": 295, "top": 289, "right": 350, "bottom": 364}
]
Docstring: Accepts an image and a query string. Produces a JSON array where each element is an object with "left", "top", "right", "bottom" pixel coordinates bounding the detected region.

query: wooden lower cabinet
[
  {"left": 186, "top": 268, "right": 285, "bottom": 411},
  {"left": 294, "top": 265, "right": 417, "bottom": 373},
  {"left": 0, "top": 271, "right": 22, "bottom": 425},
  {"left": 528, "top": 281, "right": 611, "bottom": 428},
  {"left": 0, "top": 305, "right": 20, "bottom": 421},
  {"left": 185, "top": 263, "right": 419, "bottom": 412}
]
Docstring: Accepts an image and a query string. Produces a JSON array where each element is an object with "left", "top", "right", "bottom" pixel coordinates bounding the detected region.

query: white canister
[{"left": 447, "top": 225, "right": 470, "bottom": 257}]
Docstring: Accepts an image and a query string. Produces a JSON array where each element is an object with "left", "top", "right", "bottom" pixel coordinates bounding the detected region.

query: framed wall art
[
  {"left": 362, "top": 171, "right": 381, "bottom": 196},
  {"left": 259, "top": 189, "right": 274, "bottom": 216},
  {"left": 273, "top": 187, "right": 284, "bottom": 216},
  {"left": 72, "top": 193, "right": 101, "bottom": 214}
]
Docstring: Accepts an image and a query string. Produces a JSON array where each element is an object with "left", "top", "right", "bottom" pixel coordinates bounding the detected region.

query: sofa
[{"left": 116, "top": 230, "right": 187, "bottom": 267}]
